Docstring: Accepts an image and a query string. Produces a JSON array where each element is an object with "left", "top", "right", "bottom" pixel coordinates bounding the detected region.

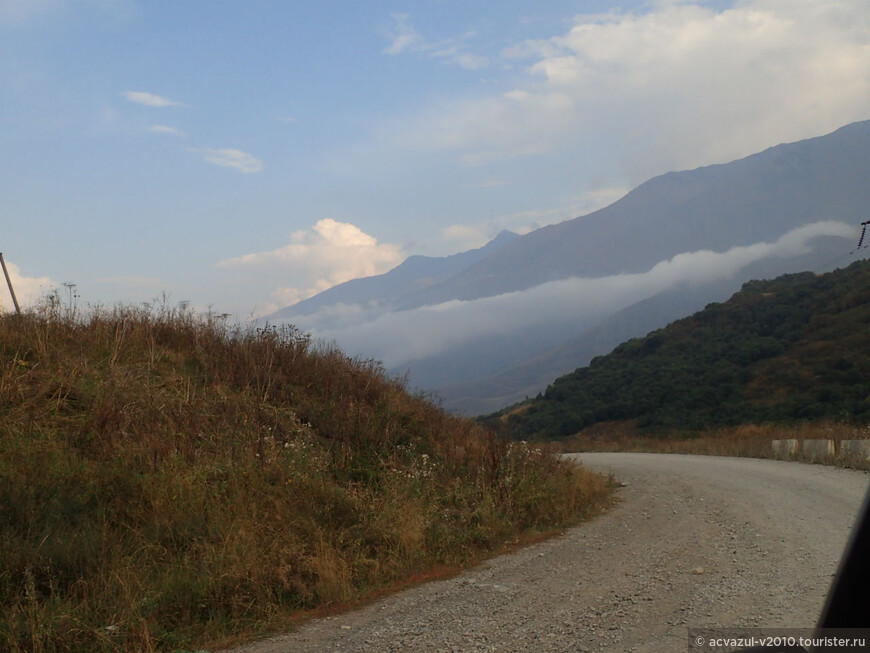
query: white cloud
[
  {"left": 122, "top": 91, "right": 185, "bottom": 108},
  {"left": 195, "top": 148, "right": 264, "bottom": 173},
  {"left": 0, "top": 259, "right": 58, "bottom": 311},
  {"left": 430, "top": 44, "right": 489, "bottom": 70},
  {"left": 148, "top": 124, "right": 185, "bottom": 136},
  {"left": 217, "top": 218, "right": 405, "bottom": 307},
  {"left": 383, "top": 13, "right": 423, "bottom": 55},
  {"left": 449, "top": 52, "right": 489, "bottom": 71},
  {"left": 382, "top": 13, "right": 489, "bottom": 69},
  {"left": 302, "top": 221, "right": 854, "bottom": 367},
  {"left": 395, "top": 0, "right": 870, "bottom": 178}
]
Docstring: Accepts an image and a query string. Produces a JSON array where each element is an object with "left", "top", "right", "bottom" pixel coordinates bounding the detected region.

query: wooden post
[{"left": 0, "top": 253, "right": 21, "bottom": 314}]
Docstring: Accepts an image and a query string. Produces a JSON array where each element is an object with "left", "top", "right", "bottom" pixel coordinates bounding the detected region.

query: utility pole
[
  {"left": 860, "top": 220, "right": 870, "bottom": 249},
  {"left": 0, "top": 253, "right": 21, "bottom": 314}
]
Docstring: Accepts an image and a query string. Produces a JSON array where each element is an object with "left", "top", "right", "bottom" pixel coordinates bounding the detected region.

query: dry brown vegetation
[
  {"left": 0, "top": 301, "right": 613, "bottom": 652},
  {"left": 560, "top": 419, "right": 870, "bottom": 470}
]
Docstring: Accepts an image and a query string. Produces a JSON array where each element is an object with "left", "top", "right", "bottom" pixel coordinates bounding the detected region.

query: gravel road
[{"left": 224, "top": 453, "right": 869, "bottom": 653}]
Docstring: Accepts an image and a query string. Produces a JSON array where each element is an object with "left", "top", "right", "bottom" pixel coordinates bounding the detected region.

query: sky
[{"left": 2, "top": 0, "right": 870, "bottom": 317}]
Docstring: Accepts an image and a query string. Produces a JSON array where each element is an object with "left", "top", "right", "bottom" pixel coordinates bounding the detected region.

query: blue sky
[{"left": 2, "top": 0, "right": 869, "bottom": 316}]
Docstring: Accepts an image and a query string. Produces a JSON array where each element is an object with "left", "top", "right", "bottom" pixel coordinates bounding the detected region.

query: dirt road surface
[{"left": 224, "top": 453, "right": 868, "bottom": 652}]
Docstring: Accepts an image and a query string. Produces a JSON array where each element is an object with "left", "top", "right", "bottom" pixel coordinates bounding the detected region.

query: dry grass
[
  {"left": 559, "top": 420, "right": 870, "bottom": 470},
  {"left": 0, "top": 301, "right": 613, "bottom": 652}
]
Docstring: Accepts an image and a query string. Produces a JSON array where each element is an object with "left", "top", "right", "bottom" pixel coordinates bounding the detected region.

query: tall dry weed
[{"left": 562, "top": 419, "right": 870, "bottom": 470}]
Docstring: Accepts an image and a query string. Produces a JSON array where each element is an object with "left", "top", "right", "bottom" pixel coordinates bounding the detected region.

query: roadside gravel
[{"left": 223, "top": 453, "right": 868, "bottom": 652}]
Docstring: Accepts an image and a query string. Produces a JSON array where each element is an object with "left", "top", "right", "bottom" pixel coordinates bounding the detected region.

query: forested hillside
[{"left": 489, "top": 259, "right": 870, "bottom": 439}]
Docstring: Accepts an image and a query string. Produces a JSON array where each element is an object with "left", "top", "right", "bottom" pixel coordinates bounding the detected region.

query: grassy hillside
[
  {"left": 489, "top": 259, "right": 870, "bottom": 440},
  {"left": 0, "top": 301, "right": 612, "bottom": 652}
]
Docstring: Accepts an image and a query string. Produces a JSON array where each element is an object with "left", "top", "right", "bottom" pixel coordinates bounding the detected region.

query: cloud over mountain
[
  {"left": 395, "top": 1, "right": 870, "bottom": 177},
  {"left": 302, "top": 221, "right": 853, "bottom": 368},
  {"left": 218, "top": 218, "right": 405, "bottom": 309}
]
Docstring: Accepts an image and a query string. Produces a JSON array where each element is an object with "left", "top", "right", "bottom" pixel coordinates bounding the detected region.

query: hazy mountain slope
[
  {"left": 410, "top": 120, "right": 870, "bottom": 306},
  {"left": 488, "top": 259, "right": 870, "bottom": 439},
  {"left": 437, "top": 239, "right": 861, "bottom": 414},
  {"left": 438, "top": 284, "right": 733, "bottom": 415}
]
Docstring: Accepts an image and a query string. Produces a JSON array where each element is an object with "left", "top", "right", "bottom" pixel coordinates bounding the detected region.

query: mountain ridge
[
  {"left": 411, "top": 120, "right": 870, "bottom": 307},
  {"left": 261, "top": 120, "right": 870, "bottom": 415}
]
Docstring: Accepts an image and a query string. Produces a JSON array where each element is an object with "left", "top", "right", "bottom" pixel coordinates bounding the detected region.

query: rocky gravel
[{"left": 223, "top": 453, "right": 868, "bottom": 653}]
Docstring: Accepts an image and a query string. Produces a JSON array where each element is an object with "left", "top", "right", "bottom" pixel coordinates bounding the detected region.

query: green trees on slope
[{"left": 491, "top": 260, "right": 870, "bottom": 439}]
